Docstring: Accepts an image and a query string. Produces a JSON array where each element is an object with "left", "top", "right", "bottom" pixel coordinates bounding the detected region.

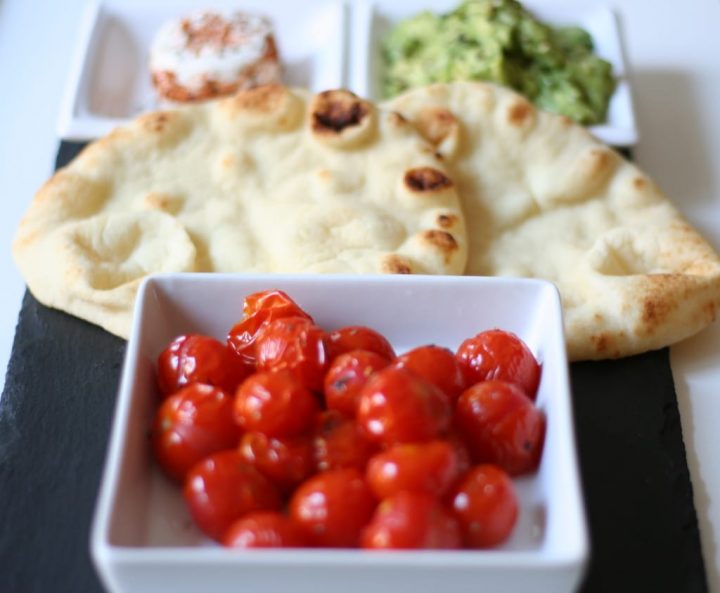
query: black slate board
[{"left": 0, "top": 142, "right": 708, "bottom": 593}]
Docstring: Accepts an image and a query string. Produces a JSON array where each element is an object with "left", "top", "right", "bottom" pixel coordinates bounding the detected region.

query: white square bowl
[
  {"left": 58, "top": 0, "right": 347, "bottom": 140},
  {"left": 351, "top": 0, "right": 637, "bottom": 146},
  {"left": 91, "top": 273, "right": 588, "bottom": 593}
]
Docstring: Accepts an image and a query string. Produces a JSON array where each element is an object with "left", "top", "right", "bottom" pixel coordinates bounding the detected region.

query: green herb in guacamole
[{"left": 381, "top": 0, "right": 616, "bottom": 125}]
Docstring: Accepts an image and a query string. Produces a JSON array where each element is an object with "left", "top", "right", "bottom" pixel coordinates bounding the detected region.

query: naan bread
[
  {"left": 13, "top": 85, "right": 467, "bottom": 338},
  {"left": 385, "top": 81, "right": 720, "bottom": 360}
]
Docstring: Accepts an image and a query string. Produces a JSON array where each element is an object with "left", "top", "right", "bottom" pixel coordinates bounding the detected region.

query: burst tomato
[
  {"left": 455, "top": 380, "right": 545, "bottom": 475},
  {"left": 227, "top": 290, "right": 313, "bottom": 365},
  {"left": 151, "top": 383, "right": 241, "bottom": 483},
  {"left": 254, "top": 317, "right": 329, "bottom": 392}
]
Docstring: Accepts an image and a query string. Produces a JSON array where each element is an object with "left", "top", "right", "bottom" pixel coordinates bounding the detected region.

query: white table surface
[{"left": 1, "top": 0, "right": 719, "bottom": 589}]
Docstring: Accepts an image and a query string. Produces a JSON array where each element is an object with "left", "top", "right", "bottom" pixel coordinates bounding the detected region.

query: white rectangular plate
[
  {"left": 351, "top": 0, "right": 637, "bottom": 146},
  {"left": 91, "top": 273, "right": 588, "bottom": 593},
  {"left": 57, "top": 0, "right": 347, "bottom": 140}
]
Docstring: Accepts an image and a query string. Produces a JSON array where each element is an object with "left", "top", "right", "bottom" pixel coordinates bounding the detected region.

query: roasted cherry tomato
[
  {"left": 254, "top": 317, "right": 329, "bottom": 392},
  {"left": 361, "top": 491, "right": 461, "bottom": 550},
  {"left": 313, "top": 410, "right": 377, "bottom": 473},
  {"left": 356, "top": 367, "right": 452, "bottom": 447},
  {"left": 456, "top": 329, "right": 541, "bottom": 399},
  {"left": 289, "top": 468, "right": 376, "bottom": 547},
  {"left": 449, "top": 464, "right": 518, "bottom": 548},
  {"left": 446, "top": 429, "right": 473, "bottom": 480},
  {"left": 234, "top": 370, "right": 318, "bottom": 438},
  {"left": 365, "top": 440, "right": 459, "bottom": 499},
  {"left": 238, "top": 432, "right": 314, "bottom": 491},
  {"left": 325, "top": 326, "right": 396, "bottom": 362},
  {"left": 392, "top": 345, "right": 466, "bottom": 403},
  {"left": 183, "top": 450, "right": 281, "bottom": 541},
  {"left": 455, "top": 380, "right": 545, "bottom": 475},
  {"left": 223, "top": 511, "right": 308, "bottom": 548},
  {"left": 227, "top": 290, "right": 313, "bottom": 365},
  {"left": 243, "top": 290, "right": 314, "bottom": 320},
  {"left": 324, "top": 350, "right": 390, "bottom": 417},
  {"left": 151, "top": 383, "right": 241, "bottom": 483},
  {"left": 157, "top": 334, "right": 250, "bottom": 397}
]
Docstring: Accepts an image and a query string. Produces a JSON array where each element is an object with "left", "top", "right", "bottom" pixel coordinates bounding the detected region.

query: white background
[{"left": 1, "top": 0, "right": 719, "bottom": 590}]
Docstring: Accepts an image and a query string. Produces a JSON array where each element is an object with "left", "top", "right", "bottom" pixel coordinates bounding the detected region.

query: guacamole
[{"left": 382, "top": 0, "right": 616, "bottom": 125}]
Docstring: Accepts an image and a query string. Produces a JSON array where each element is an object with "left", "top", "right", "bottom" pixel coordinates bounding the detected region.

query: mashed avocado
[{"left": 382, "top": 0, "right": 616, "bottom": 125}]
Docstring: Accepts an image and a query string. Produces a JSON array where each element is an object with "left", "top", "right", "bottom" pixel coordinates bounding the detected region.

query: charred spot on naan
[
  {"left": 309, "top": 90, "right": 375, "bottom": 148},
  {"left": 404, "top": 167, "right": 454, "bottom": 193},
  {"left": 436, "top": 213, "right": 459, "bottom": 229},
  {"left": 420, "top": 229, "right": 459, "bottom": 262},
  {"left": 380, "top": 254, "right": 413, "bottom": 274}
]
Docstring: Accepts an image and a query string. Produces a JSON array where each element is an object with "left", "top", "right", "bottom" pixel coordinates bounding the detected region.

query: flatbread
[
  {"left": 13, "top": 86, "right": 467, "bottom": 338},
  {"left": 384, "top": 81, "right": 720, "bottom": 360}
]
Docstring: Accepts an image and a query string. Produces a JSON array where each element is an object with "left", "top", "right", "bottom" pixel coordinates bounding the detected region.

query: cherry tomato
[
  {"left": 238, "top": 432, "right": 314, "bottom": 491},
  {"left": 289, "top": 468, "right": 376, "bottom": 547},
  {"left": 243, "top": 289, "right": 314, "bottom": 320},
  {"left": 455, "top": 380, "right": 545, "bottom": 475},
  {"left": 356, "top": 367, "right": 452, "bottom": 447},
  {"left": 446, "top": 429, "right": 473, "bottom": 480},
  {"left": 325, "top": 326, "right": 396, "bottom": 361},
  {"left": 157, "top": 334, "right": 250, "bottom": 397},
  {"left": 183, "top": 450, "right": 281, "bottom": 541},
  {"left": 313, "top": 410, "right": 377, "bottom": 473},
  {"left": 366, "top": 440, "right": 459, "bottom": 499},
  {"left": 151, "top": 383, "right": 241, "bottom": 483},
  {"left": 449, "top": 464, "right": 518, "bottom": 548},
  {"left": 255, "top": 317, "right": 329, "bottom": 392},
  {"left": 392, "top": 345, "right": 466, "bottom": 403},
  {"left": 234, "top": 370, "right": 318, "bottom": 438},
  {"left": 227, "top": 290, "right": 313, "bottom": 365},
  {"left": 456, "top": 329, "right": 541, "bottom": 399},
  {"left": 361, "top": 491, "right": 461, "bottom": 550},
  {"left": 324, "top": 350, "right": 390, "bottom": 417},
  {"left": 223, "top": 511, "right": 308, "bottom": 548}
]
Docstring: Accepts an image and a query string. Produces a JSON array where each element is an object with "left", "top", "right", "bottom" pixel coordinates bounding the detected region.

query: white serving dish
[
  {"left": 57, "top": 0, "right": 347, "bottom": 140},
  {"left": 351, "top": 0, "right": 637, "bottom": 146},
  {"left": 91, "top": 273, "right": 588, "bottom": 593}
]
